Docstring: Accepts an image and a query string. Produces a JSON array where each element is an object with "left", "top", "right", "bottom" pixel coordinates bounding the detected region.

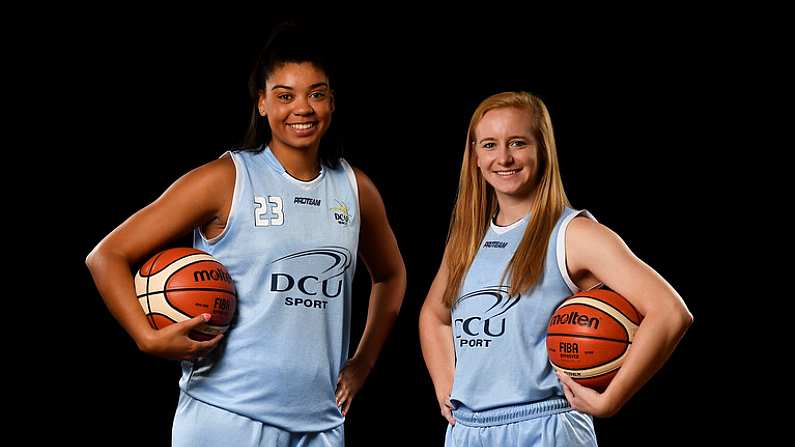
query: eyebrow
[
  {"left": 271, "top": 82, "right": 330, "bottom": 91},
  {"left": 478, "top": 135, "right": 531, "bottom": 143}
]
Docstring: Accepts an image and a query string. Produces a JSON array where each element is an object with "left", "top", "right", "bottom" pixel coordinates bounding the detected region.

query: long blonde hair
[{"left": 442, "top": 92, "right": 571, "bottom": 309}]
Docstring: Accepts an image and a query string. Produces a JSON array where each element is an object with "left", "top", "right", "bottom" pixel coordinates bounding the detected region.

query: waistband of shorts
[{"left": 451, "top": 397, "right": 571, "bottom": 427}]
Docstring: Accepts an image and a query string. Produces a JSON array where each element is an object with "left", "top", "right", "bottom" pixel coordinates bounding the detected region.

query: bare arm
[
  {"left": 85, "top": 155, "right": 234, "bottom": 359},
  {"left": 419, "top": 249, "right": 457, "bottom": 425},
  {"left": 335, "top": 167, "right": 406, "bottom": 415},
  {"left": 558, "top": 217, "right": 694, "bottom": 417}
]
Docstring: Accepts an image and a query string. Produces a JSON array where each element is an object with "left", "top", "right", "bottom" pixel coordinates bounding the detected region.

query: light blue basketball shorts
[
  {"left": 172, "top": 390, "right": 344, "bottom": 447},
  {"left": 444, "top": 398, "right": 597, "bottom": 447}
]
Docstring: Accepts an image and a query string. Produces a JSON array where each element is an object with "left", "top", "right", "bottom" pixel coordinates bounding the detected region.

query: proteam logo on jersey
[
  {"left": 330, "top": 200, "right": 351, "bottom": 226},
  {"left": 269, "top": 246, "right": 352, "bottom": 311},
  {"left": 484, "top": 241, "right": 508, "bottom": 248},
  {"left": 294, "top": 196, "right": 321, "bottom": 207},
  {"left": 453, "top": 285, "right": 520, "bottom": 348}
]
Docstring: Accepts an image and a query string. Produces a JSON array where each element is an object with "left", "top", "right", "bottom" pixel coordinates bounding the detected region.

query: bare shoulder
[
  {"left": 351, "top": 166, "right": 376, "bottom": 194},
  {"left": 195, "top": 152, "right": 235, "bottom": 185},
  {"left": 566, "top": 216, "right": 628, "bottom": 272},
  {"left": 351, "top": 166, "right": 385, "bottom": 212},
  {"left": 173, "top": 153, "right": 235, "bottom": 202},
  {"left": 91, "top": 152, "right": 237, "bottom": 263},
  {"left": 568, "top": 216, "right": 608, "bottom": 238},
  {"left": 187, "top": 152, "right": 236, "bottom": 232},
  {"left": 567, "top": 217, "right": 605, "bottom": 267},
  {"left": 151, "top": 152, "right": 236, "bottom": 232}
]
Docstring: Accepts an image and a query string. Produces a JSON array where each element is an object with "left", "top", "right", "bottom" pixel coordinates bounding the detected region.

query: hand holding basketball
[
  {"left": 133, "top": 247, "right": 237, "bottom": 361},
  {"left": 546, "top": 288, "right": 642, "bottom": 391},
  {"left": 134, "top": 247, "right": 237, "bottom": 341},
  {"left": 139, "top": 313, "right": 225, "bottom": 361},
  {"left": 556, "top": 369, "right": 619, "bottom": 418}
]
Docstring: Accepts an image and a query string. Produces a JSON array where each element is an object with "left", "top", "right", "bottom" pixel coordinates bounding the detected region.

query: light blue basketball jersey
[
  {"left": 180, "top": 146, "right": 360, "bottom": 432},
  {"left": 449, "top": 207, "right": 599, "bottom": 412}
]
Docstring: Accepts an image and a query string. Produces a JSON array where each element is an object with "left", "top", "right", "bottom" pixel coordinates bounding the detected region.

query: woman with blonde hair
[{"left": 419, "top": 91, "right": 693, "bottom": 446}]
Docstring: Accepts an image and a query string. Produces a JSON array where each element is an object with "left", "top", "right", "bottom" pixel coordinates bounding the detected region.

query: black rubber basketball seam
[
  {"left": 144, "top": 251, "right": 164, "bottom": 327},
  {"left": 582, "top": 369, "right": 619, "bottom": 378},
  {"left": 164, "top": 258, "right": 226, "bottom": 288},
  {"left": 162, "top": 258, "right": 235, "bottom": 314},
  {"left": 147, "top": 311, "right": 227, "bottom": 329},
  {"left": 137, "top": 287, "right": 235, "bottom": 299},
  {"left": 138, "top": 249, "right": 206, "bottom": 278},
  {"left": 571, "top": 293, "right": 641, "bottom": 324},
  {"left": 551, "top": 352, "right": 626, "bottom": 371},
  {"left": 163, "top": 289, "right": 235, "bottom": 322},
  {"left": 144, "top": 253, "right": 232, "bottom": 324},
  {"left": 546, "top": 333, "right": 631, "bottom": 344},
  {"left": 548, "top": 332, "right": 629, "bottom": 369},
  {"left": 562, "top": 366, "right": 620, "bottom": 375},
  {"left": 549, "top": 297, "right": 634, "bottom": 371},
  {"left": 552, "top": 302, "right": 630, "bottom": 341},
  {"left": 147, "top": 312, "right": 179, "bottom": 325}
]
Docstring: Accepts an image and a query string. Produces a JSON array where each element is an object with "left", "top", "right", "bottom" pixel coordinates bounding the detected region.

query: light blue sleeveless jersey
[
  {"left": 180, "top": 146, "right": 360, "bottom": 432},
  {"left": 449, "top": 207, "right": 598, "bottom": 412}
]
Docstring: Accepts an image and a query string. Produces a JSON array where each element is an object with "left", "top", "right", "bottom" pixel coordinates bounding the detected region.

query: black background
[{"left": 51, "top": 9, "right": 761, "bottom": 446}]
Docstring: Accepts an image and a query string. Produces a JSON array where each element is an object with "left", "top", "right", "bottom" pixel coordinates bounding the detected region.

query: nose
[
  {"left": 293, "top": 95, "right": 315, "bottom": 116},
  {"left": 496, "top": 145, "right": 513, "bottom": 165}
]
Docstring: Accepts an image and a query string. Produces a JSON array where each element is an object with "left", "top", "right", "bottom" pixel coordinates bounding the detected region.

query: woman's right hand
[
  {"left": 139, "top": 313, "right": 225, "bottom": 362},
  {"left": 437, "top": 391, "right": 456, "bottom": 425}
]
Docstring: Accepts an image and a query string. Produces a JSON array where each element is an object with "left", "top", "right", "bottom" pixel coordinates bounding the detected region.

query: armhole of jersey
[
  {"left": 198, "top": 150, "right": 240, "bottom": 245},
  {"left": 339, "top": 158, "right": 360, "bottom": 213},
  {"left": 556, "top": 209, "right": 604, "bottom": 293}
]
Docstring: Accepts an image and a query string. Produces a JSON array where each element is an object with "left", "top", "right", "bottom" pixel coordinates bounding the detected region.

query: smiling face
[
  {"left": 473, "top": 107, "right": 540, "bottom": 202},
  {"left": 258, "top": 62, "right": 334, "bottom": 152}
]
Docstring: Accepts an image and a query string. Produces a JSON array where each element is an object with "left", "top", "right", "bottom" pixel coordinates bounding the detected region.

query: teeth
[
  {"left": 288, "top": 123, "right": 316, "bottom": 130},
  {"left": 496, "top": 169, "right": 519, "bottom": 176}
]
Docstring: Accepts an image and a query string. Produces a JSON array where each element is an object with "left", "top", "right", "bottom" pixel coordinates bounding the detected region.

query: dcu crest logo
[
  {"left": 270, "top": 246, "right": 353, "bottom": 310},
  {"left": 453, "top": 285, "right": 521, "bottom": 348},
  {"left": 330, "top": 200, "right": 351, "bottom": 226}
]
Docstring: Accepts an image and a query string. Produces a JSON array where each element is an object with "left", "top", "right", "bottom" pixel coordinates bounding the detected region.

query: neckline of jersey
[
  {"left": 490, "top": 210, "right": 531, "bottom": 235},
  {"left": 261, "top": 145, "right": 326, "bottom": 186}
]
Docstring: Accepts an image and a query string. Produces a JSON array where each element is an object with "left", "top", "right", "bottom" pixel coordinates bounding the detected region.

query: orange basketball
[
  {"left": 546, "top": 288, "right": 642, "bottom": 391},
  {"left": 134, "top": 247, "right": 237, "bottom": 341}
]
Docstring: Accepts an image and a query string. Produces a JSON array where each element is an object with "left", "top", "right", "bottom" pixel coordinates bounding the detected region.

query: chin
[
  {"left": 280, "top": 137, "right": 317, "bottom": 150},
  {"left": 494, "top": 182, "right": 534, "bottom": 198},
  {"left": 289, "top": 140, "right": 314, "bottom": 149}
]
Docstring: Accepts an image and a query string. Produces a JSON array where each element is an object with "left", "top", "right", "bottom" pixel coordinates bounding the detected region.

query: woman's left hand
[
  {"left": 556, "top": 369, "right": 620, "bottom": 418},
  {"left": 336, "top": 356, "right": 373, "bottom": 416}
]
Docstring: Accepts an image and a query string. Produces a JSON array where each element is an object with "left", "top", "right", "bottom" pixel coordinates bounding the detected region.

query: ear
[
  {"left": 329, "top": 90, "right": 336, "bottom": 113},
  {"left": 257, "top": 91, "right": 267, "bottom": 117}
]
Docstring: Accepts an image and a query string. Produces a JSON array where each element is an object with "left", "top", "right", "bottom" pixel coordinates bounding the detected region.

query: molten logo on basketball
[
  {"left": 549, "top": 311, "right": 600, "bottom": 330},
  {"left": 134, "top": 247, "right": 237, "bottom": 343},
  {"left": 193, "top": 268, "right": 234, "bottom": 284},
  {"left": 546, "top": 289, "right": 644, "bottom": 392}
]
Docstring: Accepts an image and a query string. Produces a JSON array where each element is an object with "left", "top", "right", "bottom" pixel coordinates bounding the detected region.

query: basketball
[
  {"left": 134, "top": 247, "right": 237, "bottom": 341},
  {"left": 546, "top": 288, "right": 642, "bottom": 391}
]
